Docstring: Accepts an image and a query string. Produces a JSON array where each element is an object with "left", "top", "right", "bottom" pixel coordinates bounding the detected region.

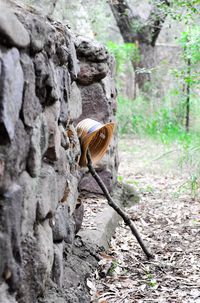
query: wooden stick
[{"left": 86, "top": 150, "right": 153, "bottom": 259}]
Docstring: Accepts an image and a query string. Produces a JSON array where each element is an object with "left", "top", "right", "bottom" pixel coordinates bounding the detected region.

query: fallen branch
[{"left": 87, "top": 150, "right": 153, "bottom": 259}]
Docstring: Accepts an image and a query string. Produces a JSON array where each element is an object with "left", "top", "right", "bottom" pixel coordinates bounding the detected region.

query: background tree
[{"left": 109, "top": 0, "right": 170, "bottom": 91}]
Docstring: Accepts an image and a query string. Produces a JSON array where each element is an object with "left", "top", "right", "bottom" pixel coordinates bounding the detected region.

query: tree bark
[
  {"left": 185, "top": 58, "right": 191, "bottom": 132},
  {"left": 109, "top": 0, "right": 170, "bottom": 90}
]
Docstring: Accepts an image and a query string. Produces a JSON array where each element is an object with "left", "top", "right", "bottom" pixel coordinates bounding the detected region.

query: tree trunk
[
  {"left": 109, "top": 0, "right": 170, "bottom": 92},
  {"left": 185, "top": 58, "right": 191, "bottom": 132},
  {"left": 134, "top": 43, "right": 156, "bottom": 90}
]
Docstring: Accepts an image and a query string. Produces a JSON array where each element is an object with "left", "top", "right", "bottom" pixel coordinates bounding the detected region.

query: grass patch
[
  {"left": 117, "top": 95, "right": 200, "bottom": 198},
  {"left": 117, "top": 95, "right": 194, "bottom": 145}
]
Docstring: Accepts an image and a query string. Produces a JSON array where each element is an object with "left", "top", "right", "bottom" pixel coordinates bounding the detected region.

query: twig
[{"left": 86, "top": 150, "right": 153, "bottom": 259}]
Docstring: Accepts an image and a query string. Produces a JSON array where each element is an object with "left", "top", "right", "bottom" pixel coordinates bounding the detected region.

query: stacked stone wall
[{"left": 0, "top": 1, "right": 118, "bottom": 302}]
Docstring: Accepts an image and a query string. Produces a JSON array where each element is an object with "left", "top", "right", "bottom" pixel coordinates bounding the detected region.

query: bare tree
[{"left": 109, "top": 0, "right": 170, "bottom": 90}]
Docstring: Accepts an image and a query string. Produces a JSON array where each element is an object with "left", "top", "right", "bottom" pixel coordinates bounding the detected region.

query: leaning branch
[{"left": 87, "top": 150, "right": 153, "bottom": 259}]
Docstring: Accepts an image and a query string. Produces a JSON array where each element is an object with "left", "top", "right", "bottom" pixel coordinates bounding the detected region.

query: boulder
[
  {"left": 19, "top": 171, "right": 38, "bottom": 236},
  {"left": 78, "top": 83, "right": 110, "bottom": 122},
  {"left": 76, "top": 37, "right": 108, "bottom": 62},
  {"left": 36, "top": 164, "right": 58, "bottom": 221},
  {"left": 20, "top": 53, "right": 42, "bottom": 127},
  {"left": 77, "top": 62, "right": 109, "bottom": 85},
  {"left": 0, "top": 6, "right": 30, "bottom": 48},
  {"left": 5, "top": 120, "right": 30, "bottom": 178},
  {"left": 52, "top": 242, "right": 64, "bottom": 287},
  {"left": 67, "top": 38, "right": 79, "bottom": 80},
  {"left": 0, "top": 48, "right": 24, "bottom": 144},
  {"left": 27, "top": 114, "right": 48, "bottom": 177},
  {"left": 34, "top": 53, "right": 60, "bottom": 105},
  {"left": 79, "top": 170, "right": 113, "bottom": 194},
  {"left": 0, "top": 183, "right": 22, "bottom": 292},
  {"left": 52, "top": 204, "right": 75, "bottom": 244}
]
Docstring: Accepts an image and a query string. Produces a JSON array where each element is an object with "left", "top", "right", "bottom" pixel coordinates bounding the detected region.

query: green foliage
[
  {"left": 169, "top": 0, "right": 200, "bottom": 21},
  {"left": 117, "top": 175, "right": 124, "bottom": 183},
  {"left": 116, "top": 95, "right": 192, "bottom": 144},
  {"left": 108, "top": 260, "right": 119, "bottom": 275},
  {"left": 107, "top": 41, "right": 140, "bottom": 73},
  {"left": 180, "top": 26, "right": 200, "bottom": 64},
  {"left": 170, "top": 24, "right": 200, "bottom": 133}
]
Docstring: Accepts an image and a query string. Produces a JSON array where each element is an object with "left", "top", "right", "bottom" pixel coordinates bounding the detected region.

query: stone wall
[{"left": 0, "top": 1, "right": 118, "bottom": 302}]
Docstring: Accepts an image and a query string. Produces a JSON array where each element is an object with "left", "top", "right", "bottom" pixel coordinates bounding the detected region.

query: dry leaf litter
[{"left": 82, "top": 137, "right": 200, "bottom": 303}]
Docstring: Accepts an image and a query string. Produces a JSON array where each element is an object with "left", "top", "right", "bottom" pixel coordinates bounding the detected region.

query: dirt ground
[{"left": 90, "top": 136, "right": 200, "bottom": 303}]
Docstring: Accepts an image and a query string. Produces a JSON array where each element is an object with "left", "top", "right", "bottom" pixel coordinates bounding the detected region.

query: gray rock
[
  {"left": 19, "top": 171, "right": 38, "bottom": 236},
  {"left": 45, "top": 121, "right": 61, "bottom": 161},
  {"left": 64, "top": 175, "right": 79, "bottom": 214},
  {"left": 27, "top": 114, "right": 48, "bottom": 177},
  {"left": 0, "top": 48, "right": 24, "bottom": 144},
  {"left": 78, "top": 83, "right": 110, "bottom": 122},
  {"left": 20, "top": 53, "right": 42, "bottom": 127},
  {"left": 34, "top": 52, "right": 60, "bottom": 105},
  {"left": 44, "top": 101, "right": 61, "bottom": 122},
  {"left": 0, "top": 183, "right": 22, "bottom": 292},
  {"left": 6, "top": 120, "right": 30, "bottom": 178},
  {"left": 76, "top": 37, "right": 109, "bottom": 62},
  {"left": 52, "top": 204, "right": 75, "bottom": 244},
  {"left": 73, "top": 202, "right": 84, "bottom": 234},
  {"left": 19, "top": 222, "right": 54, "bottom": 300},
  {"left": 0, "top": 283, "right": 17, "bottom": 303},
  {"left": 35, "top": 221, "right": 54, "bottom": 277},
  {"left": 56, "top": 45, "right": 69, "bottom": 65},
  {"left": 0, "top": 4, "right": 118, "bottom": 303},
  {"left": 79, "top": 170, "right": 113, "bottom": 194},
  {"left": 52, "top": 242, "right": 64, "bottom": 287},
  {"left": 66, "top": 124, "right": 81, "bottom": 170},
  {"left": 67, "top": 38, "right": 80, "bottom": 80},
  {"left": 54, "top": 147, "right": 70, "bottom": 202},
  {"left": 101, "top": 75, "right": 117, "bottom": 113},
  {"left": 68, "top": 82, "right": 82, "bottom": 120},
  {"left": 0, "top": 5, "right": 30, "bottom": 48},
  {"left": 44, "top": 102, "right": 61, "bottom": 161},
  {"left": 16, "top": 12, "right": 48, "bottom": 53},
  {"left": 77, "top": 62, "right": 109, "bottom": 85},
  {"left": 79, "top": 204, "right": 120, "bottom": 249},
  {"left": 122, "top": 183, "right": 140, "bottom": 207},
  {"left": 36, "top": 164, "right": 58, "bottom": 221},
  {"left": 0, "top": 159, "right": 5, "bottom": 186},
  {"left": 56, "top": 68, "right": 70, "bottom": 124},
  {"left": 59, "top": 124, "right": 70, "bottom": 150}
]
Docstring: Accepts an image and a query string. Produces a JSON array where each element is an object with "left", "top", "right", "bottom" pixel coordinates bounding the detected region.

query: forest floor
[{"left": 90, "top": 136, "right": 200, "bottom": 303}]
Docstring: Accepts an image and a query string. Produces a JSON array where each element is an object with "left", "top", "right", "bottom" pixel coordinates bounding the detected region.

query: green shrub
[
  {"left": 107, "top": 41, "right": 140, "bottom": 73},
  {"left": 116, "top": 95, "right": 192, "bottom": 144}
]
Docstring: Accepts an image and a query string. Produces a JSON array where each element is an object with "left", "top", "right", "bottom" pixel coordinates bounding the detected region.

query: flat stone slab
[{"left": 78, "top": 184, "right": 139, "bottom": 249}]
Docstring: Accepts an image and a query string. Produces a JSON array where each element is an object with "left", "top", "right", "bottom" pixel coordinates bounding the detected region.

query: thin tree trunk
[{"left": 185, "top": 58, "right": 191, "bottom": 132}]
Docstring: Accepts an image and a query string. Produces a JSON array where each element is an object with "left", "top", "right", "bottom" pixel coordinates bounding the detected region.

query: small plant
[
  {"left": 116, "top": 95, "right": 192, "bottom": 144},
  {"left": 148, "top": 279, "right": 158, "bottom": 288},
  {"left": 107, "top": 41, "right": 140, "bottom": 73},
  {"left": 117, "top": 175, "right": 124, "bottom": 183},
  {"left": 108, "top": 260, "right": 119, "bottom": 275},
  {"left": 190, "top": 175, "right": 198, "bottom": 198},
  {"left": 144, "top": 269, "right": 158, "bottom": 288}
]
